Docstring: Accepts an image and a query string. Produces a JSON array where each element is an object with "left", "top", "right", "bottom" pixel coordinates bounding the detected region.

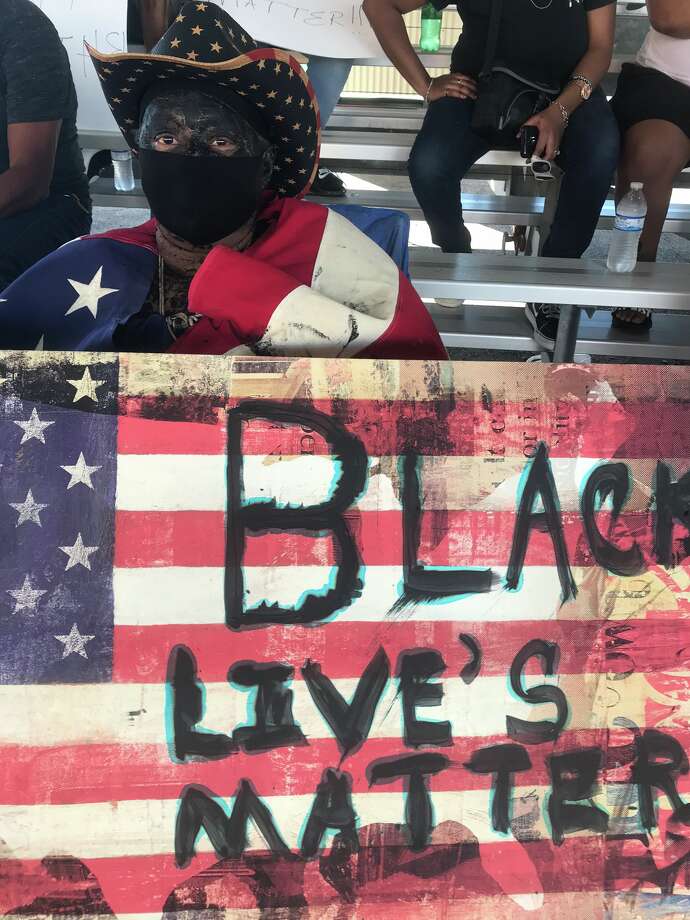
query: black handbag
[{"left": 469, "top": 0, "right": 560, "bottom": 149}]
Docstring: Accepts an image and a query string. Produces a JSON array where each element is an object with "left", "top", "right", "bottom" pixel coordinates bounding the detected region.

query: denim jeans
[
  {"left": 0, "top": 193, "right": 92, "bottom": 291},
  {"left": 307, "top": 55, "right": 354, "bottom": 127},
  {"left": 408, "top": 89, "right": 620, "bottom": 256}
]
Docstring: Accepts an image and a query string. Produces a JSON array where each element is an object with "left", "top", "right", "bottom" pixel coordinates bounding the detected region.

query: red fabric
[
  {"left": 360, "top": 272, "right": 448, "bottom": 361},
  {"left": 95, "top": 199, "right": 447, "bottom": 361},
  {"left": 89, "top": 219, "right": 159, "bottom": 253}
]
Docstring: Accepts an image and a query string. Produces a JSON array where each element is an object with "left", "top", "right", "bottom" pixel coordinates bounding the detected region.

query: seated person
[
  {"left": 0, "top": 0, "right": 92, "bottom": 291},
  {"left": 363, "top": 0, "right": 620, "bottom": 350},
  {"left": 129, "top": 0, "right": 184, "bottom": 51},
  {"left": 611, "top": 0, "right": 690, "bottom": 330},
  {"left": 131, "top": 0, "right": 349, "bottom": 197},
  {"left": 0, "top": 2, "right": 445, "bottom": 361}
]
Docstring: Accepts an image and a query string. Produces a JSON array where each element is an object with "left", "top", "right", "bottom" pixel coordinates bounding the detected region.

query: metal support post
[{"left": 552, "top": 305, "right": 582, "bottom": 363}]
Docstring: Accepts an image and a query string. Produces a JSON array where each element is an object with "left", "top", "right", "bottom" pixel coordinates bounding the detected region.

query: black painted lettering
[
  {"left": 302, "top": 647, "right": 389, "bottom": 760},
  {"left": 654, "top": 463, "right": 690, "bottom": 567},
  {"left": 581, "top": 462, "right": 644, "bottom": 577},
  {"left": 632, "top": 729, "right": 690, "bottom": 832},
  {"left": 397, "top": 650, "right": 452, "bottom": 748},
  {"left": 226, "top": 401, "right": 367, "bottom": 629},
  {"left": 175, "top": 781, "right": 292, "bottom": 868},
  {"left": 168, "top": 645, "right": 236, "bottom": 762},
  {"left": 300, "top": 769, "right": 359, "bottom": 858},
  {"left": 229, "top": 661, "right": 307, "bottom": 753},
  {"left": 367, "top": 752, "right": 449, "bottom": 851},
  {"left": 458, "top": 633, "right": 481, "bottom": 685},
  {"left": 507, "top": 639, "right": 568, "bottom": 744},
  {"left": 465, "top": 744, "right": 532, "bottom": 834},
  {"left": 547, "top": 748, "right": 609, "bottom": 846},
  {"left": 391, "top": 453, "right": 492, "bottom": 612},
  {"left": 506, "top": 442, "right": 577, "bottom": 602}
]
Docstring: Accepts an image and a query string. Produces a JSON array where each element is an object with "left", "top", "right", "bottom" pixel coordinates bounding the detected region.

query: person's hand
[
  {"left": 522, "top": 105, "right": 566, "bottom": 161},
  {"left": 426, "top": 73, "right": 478, "bottom": 102}
]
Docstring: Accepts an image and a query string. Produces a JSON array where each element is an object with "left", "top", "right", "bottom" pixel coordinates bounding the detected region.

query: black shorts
[{"left": 611, "top": 62, "right": 690, "bottom": 146}]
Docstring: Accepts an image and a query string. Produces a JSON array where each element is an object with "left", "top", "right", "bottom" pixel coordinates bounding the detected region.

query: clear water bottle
[
  {"left": 607, "top": 181, "right": 647, "bottom": 273},
  {"left": 420, "top": 3, "right": 442, "bottom": 52},
  {"left": 112, "top": 149, "right": 135, "bottom": 192}
]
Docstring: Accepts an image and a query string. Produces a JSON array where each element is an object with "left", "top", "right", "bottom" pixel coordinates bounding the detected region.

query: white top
[{"left": 637, "top": 26, "right": 690, "bottom": 89}]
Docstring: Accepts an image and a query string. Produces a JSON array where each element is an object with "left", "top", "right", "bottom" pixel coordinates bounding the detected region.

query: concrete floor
[{"left": 91, "top": 172, "right": 690, "bottom": 365}]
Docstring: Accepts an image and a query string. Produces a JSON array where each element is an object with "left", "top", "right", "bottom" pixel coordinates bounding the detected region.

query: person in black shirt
[
  {"left": 0, "top": 0, "right": 91, "bottom": 291},
  {"left": 363, "top": 0, "right": 620, "bottom": 350}
]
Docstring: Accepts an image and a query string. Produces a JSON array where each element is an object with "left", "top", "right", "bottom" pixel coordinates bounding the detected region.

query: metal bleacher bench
[
  {"left": 88, "top": 175, "right": 690, "bottom": 239},
  {"left": 412, "top": 251, "right": 690, "bottom": 362}
]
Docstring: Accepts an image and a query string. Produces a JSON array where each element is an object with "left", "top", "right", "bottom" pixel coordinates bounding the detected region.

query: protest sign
[
  {"left": 214, "top": 0, "right": 384, "bottom": 58},
  {"left": 36, "top": 0, "right": 128, "bottom": 138},
  {"left": 1, "top": 351, "right": 689, "bottom": 916}
]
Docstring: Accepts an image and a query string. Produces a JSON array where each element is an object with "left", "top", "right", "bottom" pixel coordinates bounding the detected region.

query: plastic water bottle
[
  {"left": 607, "top": 182, "right": 647, "bottom": 273},
  {"left": 420, "top": 3, "right": 442, "bottom": 52},
  {"left": 112, "top": 150, "right": 135, "bottom": 193}
]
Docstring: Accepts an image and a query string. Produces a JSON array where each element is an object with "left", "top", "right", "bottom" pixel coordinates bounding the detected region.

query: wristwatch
[{"left": 570, "top": 74, "right": 593, "bottom": 100}]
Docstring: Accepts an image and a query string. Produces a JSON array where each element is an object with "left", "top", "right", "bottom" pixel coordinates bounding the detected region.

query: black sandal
[{"left": 611, "top": 308, "right": 653, "bottom": 331}]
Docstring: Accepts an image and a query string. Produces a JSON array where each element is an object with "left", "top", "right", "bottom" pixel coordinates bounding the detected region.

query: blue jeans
[
  {"left": 307, "top": 55, "right": 354, "bottom": 127},
  {"left": 408, "top": 89, "right": 620, "bottom": 256}
]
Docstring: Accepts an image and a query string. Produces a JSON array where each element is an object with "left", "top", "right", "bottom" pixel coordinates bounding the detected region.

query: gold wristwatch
[{"left": 570, "top": 74, "right": 593, "bottom": 100}]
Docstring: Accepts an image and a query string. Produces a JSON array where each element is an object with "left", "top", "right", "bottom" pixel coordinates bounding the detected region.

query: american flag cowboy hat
[{"left": 87, "top": 1, "right": 320, "bottom": 197}]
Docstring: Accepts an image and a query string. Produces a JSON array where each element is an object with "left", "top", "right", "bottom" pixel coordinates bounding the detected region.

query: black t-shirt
[
  {"left": 433, "top": 0, "right": 616, "bottom": 88},
  {"left": 0, "top": 0, "right": 88, "bottom": 201}
]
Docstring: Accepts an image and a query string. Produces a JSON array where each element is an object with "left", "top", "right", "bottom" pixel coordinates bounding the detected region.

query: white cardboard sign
[
  {"left": 36, "top": 0, "right": 128, "bottom": 137},
  {"left": 217, "top": 0, "right": 384, "bottom": 58}
]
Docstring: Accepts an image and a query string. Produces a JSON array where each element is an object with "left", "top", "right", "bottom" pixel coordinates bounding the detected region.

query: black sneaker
[
  {"left": 310, "top": 168, "right": 346, "bottom": 198},
  {"left": 525, "top": 302, "right": 560, "bottom": 350}
]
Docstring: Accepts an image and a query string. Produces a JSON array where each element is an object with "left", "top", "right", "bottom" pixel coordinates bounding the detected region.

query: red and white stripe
[{"left": 2, "top": 387, "right": 688, "bottom": 916}]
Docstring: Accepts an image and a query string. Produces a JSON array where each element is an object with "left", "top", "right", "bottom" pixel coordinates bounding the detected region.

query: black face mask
[{"left": 139, "top": 149, "right": 266, "bottom": 245}]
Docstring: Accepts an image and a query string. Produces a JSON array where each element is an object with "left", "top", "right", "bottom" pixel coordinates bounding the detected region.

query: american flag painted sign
[{"left": 2, "top": 352, "right": 690, "bottom": 918}]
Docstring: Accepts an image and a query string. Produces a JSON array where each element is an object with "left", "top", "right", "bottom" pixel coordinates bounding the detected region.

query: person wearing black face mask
[{"left": 0, "top": 1, "right": 446, "bottom": 360}]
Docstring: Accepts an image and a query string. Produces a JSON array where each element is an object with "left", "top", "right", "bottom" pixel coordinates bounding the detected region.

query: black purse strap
[{"left": 479, "top": 0, "right": 503, "bottom": 79}]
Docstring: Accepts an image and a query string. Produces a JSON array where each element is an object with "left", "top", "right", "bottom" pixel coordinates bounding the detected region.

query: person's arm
[
  {"left": 524, "top": 3, "right": 616, "bottom": 160},
  {"left": 647, "top": 0, "right": 690, "bottom": 38},
  {"left": 0, "top": 121, "right": 61, "bottom": 218},
  {"left": 362, "top": 0, "right": 477, "bottom": 102},
  {"left": 1, "top": 6, "right": 72, "bottom": 218},
  {"left": 139, "top": 0, "right": 170, "bottom": 50}
]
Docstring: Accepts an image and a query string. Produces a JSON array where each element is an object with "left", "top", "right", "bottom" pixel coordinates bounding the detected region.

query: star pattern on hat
[{"left": 89, "top": 1, "right": 319, "bottom": 196}]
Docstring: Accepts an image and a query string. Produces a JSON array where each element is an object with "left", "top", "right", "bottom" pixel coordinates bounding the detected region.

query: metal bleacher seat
[{"left": 410, "top": 250, "right": 690, "bottom": 361}]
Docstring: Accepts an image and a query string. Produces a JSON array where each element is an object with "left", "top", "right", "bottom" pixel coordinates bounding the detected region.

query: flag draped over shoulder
[{"left": 0, "top": 197, "right": 446, "bottom": 360}]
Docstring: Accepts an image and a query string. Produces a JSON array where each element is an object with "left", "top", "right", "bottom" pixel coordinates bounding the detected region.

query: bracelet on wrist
[
  {"left": 424, "top": 77, "right": 434, "bottom": 105},
  {"left": 552, "top": 100, "right": 570, "bottom": 128}
]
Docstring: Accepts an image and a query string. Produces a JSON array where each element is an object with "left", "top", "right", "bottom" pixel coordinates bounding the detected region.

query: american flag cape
[
  {"left": 2, "top": 353, "right": 690, "bottom": 918},
  {"left": 0, "top": 196, "right": 446, "bottom": 360}
]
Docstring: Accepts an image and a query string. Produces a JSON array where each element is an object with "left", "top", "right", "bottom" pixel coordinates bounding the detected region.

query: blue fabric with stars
[
  {"left": 0, "top": 356, "right": 119, "bottom": 684},
  {"left": 0, "top": 238, "right": 156, "bottom": 351}
]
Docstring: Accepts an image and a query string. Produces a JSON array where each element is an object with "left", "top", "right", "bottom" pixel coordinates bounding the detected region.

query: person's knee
[
  {"left": 408, "top": 135, "right": 447, "bottom": 190},
  {"left": 620, "top": 131, "right": 679, "bottom": 185}
]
